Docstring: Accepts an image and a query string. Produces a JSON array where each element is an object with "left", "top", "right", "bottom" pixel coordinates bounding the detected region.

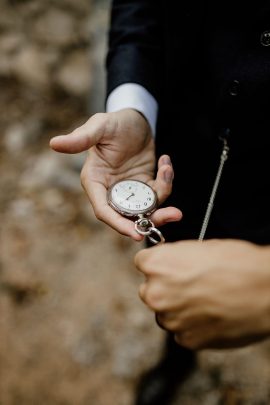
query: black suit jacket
[{"left": 106, "top": 0, "right": 270, "bottom": 243}]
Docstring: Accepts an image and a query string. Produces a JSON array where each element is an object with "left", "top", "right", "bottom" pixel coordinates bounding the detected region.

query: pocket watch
[{"left": 107, "top": 179, "right": 165, "bottom": 244}]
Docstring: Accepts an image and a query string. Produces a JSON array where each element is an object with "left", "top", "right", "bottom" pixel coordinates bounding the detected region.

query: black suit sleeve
[{"left": 106, "top": 0, "right": 163, "bottom": 101}]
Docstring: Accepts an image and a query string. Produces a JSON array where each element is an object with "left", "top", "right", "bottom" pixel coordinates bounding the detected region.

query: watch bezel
[{"left": 107, "top": 179, "right": 158, "bottom": 217}]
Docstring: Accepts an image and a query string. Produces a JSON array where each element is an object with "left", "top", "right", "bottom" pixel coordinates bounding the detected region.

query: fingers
[
  {"left": 134, "top": 247, "right": 152, "bottom": 271},
  {"left": 152, "top": 155, "right": 174, "bottom": 205},
  {"left": 155, "top": 313, "right": 167, "bottom": 330},
  {"left": 50, "top": 113, "right": 113, "bottom": 154},
  {"left": 155, "top": 312, "right": 181, "bottom": 331},
  {"left": 150, "top": 206, "right": 182, "bottom": 227}
]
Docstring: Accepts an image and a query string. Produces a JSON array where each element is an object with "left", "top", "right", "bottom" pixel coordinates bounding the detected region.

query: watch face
[{"left": 107, "top": 179, "right": 158, "bottom": 216}]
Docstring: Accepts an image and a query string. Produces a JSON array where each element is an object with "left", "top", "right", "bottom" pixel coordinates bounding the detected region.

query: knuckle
[
  {"left": 140, "top": 254, "right": 159, "bottom": 276},
  {"left": 136, "top": 259, "right": 152, "bottom": 277},
  {"left": 185, "top": 340, "right": 200, "bottom": 351},
  {"left": 155, "top": 313, "right": 170, "bottom": 330},
  {"left": 94, "top": 206, "right": 104, "bottom": 221},
  {"left": 158, "top": 310, "right": 188, "bottom": 332},
  {"left": 161, "top": 317, "right": 181, "bottom": 332},
  {"left": 174, "top": 331, "right": 200, "bottom": 350},
  {"left": 144, "top": 286, "right": 163, "bottom": 311},
  {"left": 138, "top": 283, "right": 147, "bottom": 302},
  {"left": 155, "top": 313, "right": 167, "bottom": 330}
]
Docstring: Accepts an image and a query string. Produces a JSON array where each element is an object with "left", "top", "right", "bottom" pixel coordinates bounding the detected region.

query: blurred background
[
  {"left": 1, "top": 1, "right": 270, "bottom": 404},
  {"left": 0, "top": 0, "right": 164, "bottom": 403}
]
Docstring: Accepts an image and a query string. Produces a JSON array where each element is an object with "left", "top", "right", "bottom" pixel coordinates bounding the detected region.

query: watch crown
[{"left": 140, "top": 219, "right": 149, "bottom": 228}]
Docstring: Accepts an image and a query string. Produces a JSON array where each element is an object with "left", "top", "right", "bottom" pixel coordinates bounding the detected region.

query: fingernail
[
  {"left": 162, "top": 156, "right": 172, "bottom": 166},
  {"left": 164, "top": 170, "right": 173, "bottom": 183}
]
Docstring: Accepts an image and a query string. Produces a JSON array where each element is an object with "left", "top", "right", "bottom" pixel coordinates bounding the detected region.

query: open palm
[{"left": 50, "top": 109, "right": 182, "bottom": 240}]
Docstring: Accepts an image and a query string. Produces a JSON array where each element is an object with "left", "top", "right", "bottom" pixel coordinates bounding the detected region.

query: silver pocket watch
[{"left": 107, "top": 179, "right": 165, "bottom": 244}]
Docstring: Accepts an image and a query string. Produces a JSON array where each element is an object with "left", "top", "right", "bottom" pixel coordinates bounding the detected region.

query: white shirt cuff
[{"left": 106, "top": 83, "right": 158, "bottom": 137}]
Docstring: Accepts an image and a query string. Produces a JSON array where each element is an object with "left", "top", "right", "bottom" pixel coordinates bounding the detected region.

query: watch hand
[{"left": 126, "top": 193, "right": 135, "bottom": 200}]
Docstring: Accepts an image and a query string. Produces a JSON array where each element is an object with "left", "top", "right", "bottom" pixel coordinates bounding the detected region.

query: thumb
[{"left": 50, "top": 113, "right": 112, "bottom": 154}]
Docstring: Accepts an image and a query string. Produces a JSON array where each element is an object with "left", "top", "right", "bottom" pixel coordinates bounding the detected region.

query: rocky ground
[
  {"left": 0, "top": 1, "right": 164, "bottom": 404},
  {"left": 1, "top": 1, "right": 270, "bottom": 404}
]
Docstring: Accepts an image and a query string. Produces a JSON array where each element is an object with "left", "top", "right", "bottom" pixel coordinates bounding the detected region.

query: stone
[
  {"left": 12, "top": 45, "right": 50, "bottom": 88},
  {"left": 0, "top": 32, "right": 23, "bottom": 54},
  {"left": 32, "top": 8, "right": 79, "bottom": 47},
  {"left": 55, "top": 50, "right": 92, "bottom": 96},
  {"left": 3, "top": 119, "right": 43, "bottom": 155},
  {"left": 20, "top": 151, "right": 84, "bottom": 192}
]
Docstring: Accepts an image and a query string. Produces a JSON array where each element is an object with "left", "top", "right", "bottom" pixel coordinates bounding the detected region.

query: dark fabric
[
  {"left": 106, "top": 0, "right": 270, "bottom": 244},
  {"left": 106, "top": 0, "right": 163, "bottom": 99}
]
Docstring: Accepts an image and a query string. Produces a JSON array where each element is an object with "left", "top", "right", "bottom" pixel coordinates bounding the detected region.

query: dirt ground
[
  {"left": 0, "top": 1, "right": 164, "bottom": 404},
  {"left": 1, "top": 1, "right": 270, "bottom": 404},
  {"left": 0, "top": 149, "right": 164, "bottom": 405}
]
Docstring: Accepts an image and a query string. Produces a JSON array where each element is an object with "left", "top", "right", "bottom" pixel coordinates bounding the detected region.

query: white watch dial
[{"left": 108, "top": 179, "right": 157, "bottom": 216}]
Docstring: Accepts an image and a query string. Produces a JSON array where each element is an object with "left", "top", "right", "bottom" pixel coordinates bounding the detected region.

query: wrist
[
  {"left": 111, "top": 108, "right": 153, "bottom": 136},
  {"left": 134, "top": 109, "right": 152, "bottom": 134},
  {"left": 106, "top": 83, "right": 158, "bottom": 136}
]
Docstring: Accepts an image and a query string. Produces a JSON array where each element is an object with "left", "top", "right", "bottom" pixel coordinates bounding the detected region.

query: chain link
[
  {"left": 198, "top": 137, "right": 230, "bottom": 241},
  {"left": 134, "top": 136, "right": 229, "bottom": 244}
]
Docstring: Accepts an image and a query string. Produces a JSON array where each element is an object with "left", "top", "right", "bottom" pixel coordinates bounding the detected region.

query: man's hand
[
  {"left": 134, "top": 239, "right": 270, "bottom": 349},
  {"left": 50, "top": 109, "right": 182, "bottom": 240}
]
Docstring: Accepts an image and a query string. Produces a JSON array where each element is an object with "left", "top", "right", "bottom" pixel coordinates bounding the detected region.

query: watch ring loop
[
  {"left": 147, "top": 227, "right": 165, "bottom": 245},
  {"left": 135, "top": 218, "right": 154, "bottom": 236}
]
